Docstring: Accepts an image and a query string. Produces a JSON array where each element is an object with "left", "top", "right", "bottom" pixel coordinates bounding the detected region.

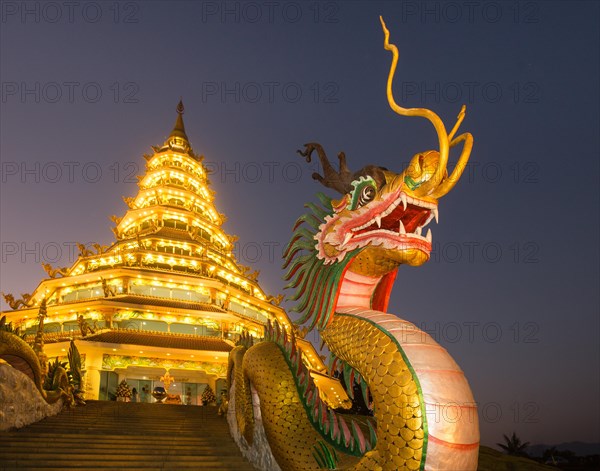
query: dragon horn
[
  {"left": 297, "top": 143, "right": 354, "bottom": 194},
  {"left": 430, "top": 129, "right": 474, "bottom": 198},
  {"left": 380, "top": 17, "right": 473, "bottom": 198}
]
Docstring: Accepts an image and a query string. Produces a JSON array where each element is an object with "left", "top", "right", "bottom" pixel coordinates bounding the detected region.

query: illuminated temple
[{"left": 1, "top": 102, "right": 329, "bottom": 404}]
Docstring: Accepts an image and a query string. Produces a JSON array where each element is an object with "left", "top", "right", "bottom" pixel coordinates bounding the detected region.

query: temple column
[{"left": 84, "top": 350, "right": 104, "bottom": 400}]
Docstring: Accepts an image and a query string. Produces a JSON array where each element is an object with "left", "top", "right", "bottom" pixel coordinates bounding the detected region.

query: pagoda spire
[
  {"left": 106, "top": 101, "right": 235, "bottom": 267},
  {"left": 169, "top": 99, "right": 189, "bottom": 141},
  {"left": 162, "top": 99, "right": 193, "bottom": 155}
]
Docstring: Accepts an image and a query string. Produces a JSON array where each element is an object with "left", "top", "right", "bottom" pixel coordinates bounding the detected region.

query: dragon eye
[
  {"left": 348, "top": 176, "right": 377, "bottom": 210},
  {"left": 359, "top": 185, "right": 376, "bottom": 206}
]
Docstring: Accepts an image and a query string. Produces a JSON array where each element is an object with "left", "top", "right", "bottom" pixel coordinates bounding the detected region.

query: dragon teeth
[
  {"left": 341, "top": 233, "right": 352, "bottom": 247},
  {"left": 426, "top": 228, "right": 432, "bottom": 242},
  {"left": 422, "top": 213, "right": 434, "bottom": 228},
  {"left": 350, "top": 194, "right": 437, "bottom": 236},
  {"left": 382, "top": 200, "right": 398, "bottom": 218},
  {"left": 401, "top": 193, "right": 407, "bottom": 211}
]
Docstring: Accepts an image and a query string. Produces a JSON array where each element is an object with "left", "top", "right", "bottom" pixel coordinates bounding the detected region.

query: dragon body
[
  {"left": 1, "top": 293, "right": 33, "bottom": 310},
  {"left": 0, "top": 326, "right": 70, "bottom": 405},
  {"left": 0, "top": 309, "right": 83, "bottom": 408},
  {"left": 227, "top": 19, "right": 479, "bottom": 470}
]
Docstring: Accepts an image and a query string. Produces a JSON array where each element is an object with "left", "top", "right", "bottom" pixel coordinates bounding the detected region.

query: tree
[
  {"left": 497, "top": 432, "right": 530, "bottom": 456},
  {"left": 543, "top": 446, "right": 559, "bottom": 462}
]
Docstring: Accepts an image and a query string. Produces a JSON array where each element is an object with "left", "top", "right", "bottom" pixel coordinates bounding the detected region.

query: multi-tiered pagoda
[{"left": 1, "top": 102, "right": 321, "bottom": 404}]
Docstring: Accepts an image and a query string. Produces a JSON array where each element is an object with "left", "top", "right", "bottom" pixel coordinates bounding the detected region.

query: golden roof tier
[{"left": 2, "top": 102, "right": 292, "bottom": 343}]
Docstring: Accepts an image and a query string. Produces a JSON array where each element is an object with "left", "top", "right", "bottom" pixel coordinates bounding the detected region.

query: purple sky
[{"left": 1, "top": 1, "right": 598, "bottom": 448}]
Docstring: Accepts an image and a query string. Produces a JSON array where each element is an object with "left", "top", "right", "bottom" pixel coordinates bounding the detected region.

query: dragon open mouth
[
  {"left": 353, "top": 192, "right": 436, "bottom": 237},
  {"left": 340, "top": 192, "right": 438, "bottom": 253}
]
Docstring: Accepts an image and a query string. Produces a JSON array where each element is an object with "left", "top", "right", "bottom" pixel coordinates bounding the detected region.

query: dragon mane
[{"left": 283, "top": 193, "right": 359, "bottom": 331}]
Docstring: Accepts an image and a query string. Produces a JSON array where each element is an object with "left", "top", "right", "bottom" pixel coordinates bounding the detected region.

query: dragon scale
[{"left": 229, "top": 280, "right": 479, "bottom": 470}]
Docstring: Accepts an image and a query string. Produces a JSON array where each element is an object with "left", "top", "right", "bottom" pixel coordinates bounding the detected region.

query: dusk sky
[{"left": 1, "top": 1, "right": 598, "bottom": 449}]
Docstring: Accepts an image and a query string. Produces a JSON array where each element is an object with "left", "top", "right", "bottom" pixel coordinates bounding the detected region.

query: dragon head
[
  {"left": 300, "top": 146, "right": 449, "bottom": 278},
  {"left": 285, "top": 18, "right": 473, "bottom": 330},
  {"left": 297, "top": 18, "right": 473, "bottom": 280}
]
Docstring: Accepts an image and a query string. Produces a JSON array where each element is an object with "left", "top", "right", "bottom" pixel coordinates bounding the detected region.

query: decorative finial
[
  {"left": 166, "top": 99, "right": 189, "bottom": 143},
  {"left": 157, "top": 98, "right": 195, "bottom": 156}
]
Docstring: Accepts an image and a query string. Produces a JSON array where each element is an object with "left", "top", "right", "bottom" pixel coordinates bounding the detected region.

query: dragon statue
[
  {"left": 41, "top": 262, "right": 69, "bottom": 279},
  {"left": 92, "top": 243, "right": 110, "bottom": 255},
  {"left": 227, "top": 19, "right": 479, "bottom": 471},
  {"left": 1, "top": 292, "right": 33, "bottom": 310},
  {"left": 77, "top": 314, "right": 98, "bottom": 337},
  {"left": 0, "top": 316, "right": 81, "bottom": 406},
  {"left": 100, "top": 277, "right": 117, "bottom": 297},
  {"left": 76, "top": 243, "right": 94, "bottom": 258},
  {"left": 0, "top": 299, "right": 85, "bottom": 408}
]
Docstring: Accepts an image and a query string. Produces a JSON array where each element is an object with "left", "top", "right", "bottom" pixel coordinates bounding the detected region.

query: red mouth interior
[{"left": 354, "top": 203, "right": 431, "bottom": 235}]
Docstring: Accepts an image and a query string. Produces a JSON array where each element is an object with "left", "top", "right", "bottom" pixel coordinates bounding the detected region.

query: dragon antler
[
  {"left": 297, "top": 142, "right": 387, "bottom": 195},
  {"left": 297, "top": 143, "right": 353, "bottom": 194},
  {"left": 380, "top": 16, "right": 473, "bottom": 198}
]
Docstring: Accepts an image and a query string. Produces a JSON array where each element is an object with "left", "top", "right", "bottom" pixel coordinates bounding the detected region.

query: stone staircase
[{"left": 0, "top": 400, "right": 255, "bottom": 470}]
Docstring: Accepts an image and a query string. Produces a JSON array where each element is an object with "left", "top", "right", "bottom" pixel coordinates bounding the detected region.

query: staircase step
[{"left": 0, "top": 401, "right": 255, "bottom": 470}]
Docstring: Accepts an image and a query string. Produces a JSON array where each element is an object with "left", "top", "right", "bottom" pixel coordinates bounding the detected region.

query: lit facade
[{"left": 1, "top": 102, "right": 299, "bottom": 403}]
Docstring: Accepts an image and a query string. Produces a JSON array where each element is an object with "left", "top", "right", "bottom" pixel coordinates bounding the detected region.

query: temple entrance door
[{"left": 98, "top": 371, "right": 119, "bottom": 400}]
